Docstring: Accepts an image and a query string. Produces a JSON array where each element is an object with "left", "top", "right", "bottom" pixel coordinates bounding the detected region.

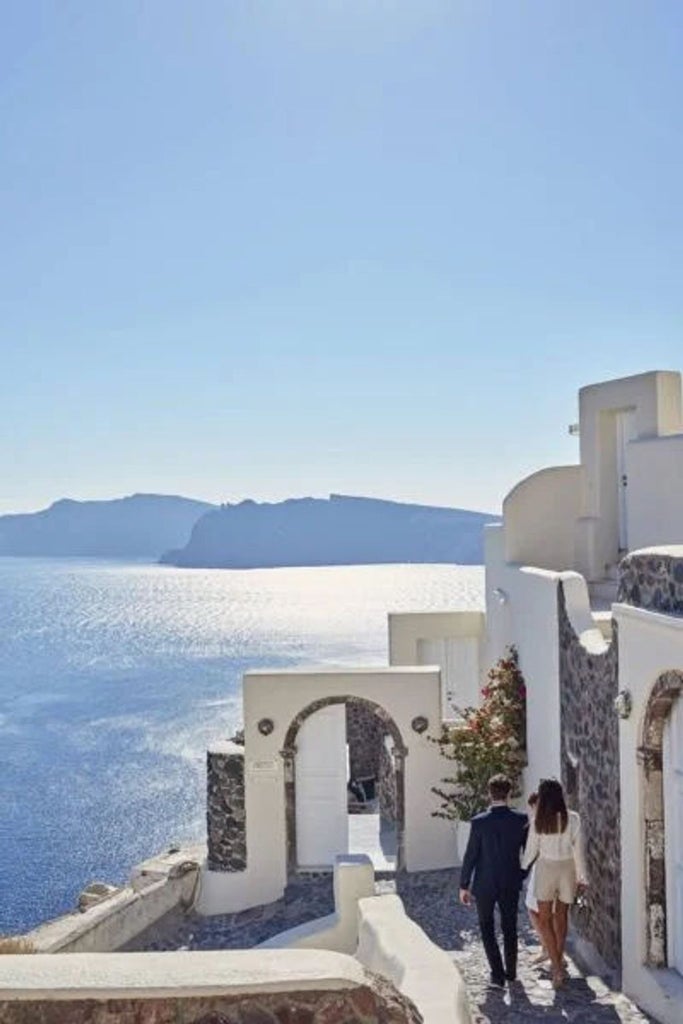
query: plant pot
[{"left": 456, "top": 820, "right": 471, "bottom": 863}]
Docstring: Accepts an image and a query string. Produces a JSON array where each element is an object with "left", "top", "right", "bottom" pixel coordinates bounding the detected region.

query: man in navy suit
[{"left": 459, "top": 774, "right": 528, "bottom": 987}]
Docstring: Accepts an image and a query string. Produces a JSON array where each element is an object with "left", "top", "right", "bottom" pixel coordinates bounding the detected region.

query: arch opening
[
  {"left": 639, "top": 669, "right": 683, "bottom": 968},
  {"left": 280, "top": 695, "right": 408, "bottom": 876}
]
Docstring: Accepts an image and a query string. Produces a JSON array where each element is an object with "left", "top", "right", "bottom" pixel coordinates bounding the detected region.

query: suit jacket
[{"left": 460, "top": 805, "right": 528, "bottom": 898}]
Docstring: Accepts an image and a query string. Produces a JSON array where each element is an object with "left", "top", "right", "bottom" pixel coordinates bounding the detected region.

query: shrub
[{"left": 431, "top": 646, "right": 527, "bottom": 821}]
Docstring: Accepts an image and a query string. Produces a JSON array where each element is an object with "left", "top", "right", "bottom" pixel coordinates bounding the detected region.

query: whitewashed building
[{"left": 198, "top": 369, "right": 683, "bottom": 1023}]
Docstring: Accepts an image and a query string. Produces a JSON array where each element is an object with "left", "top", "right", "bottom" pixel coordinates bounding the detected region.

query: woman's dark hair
[
  {"left": 528, "top": 791, "right": 539, "bottom": 807},
  {"left": 535, "top": 778, "right": 568, "bottom": 834}
]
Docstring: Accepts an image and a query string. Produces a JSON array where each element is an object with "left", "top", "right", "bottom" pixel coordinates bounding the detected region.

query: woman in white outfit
[
  {"left": 522, "top": 778, "right": 587, "bottom": 988},
  {"left": 524, "top": 793, "right": 547, "bottom": 963}
]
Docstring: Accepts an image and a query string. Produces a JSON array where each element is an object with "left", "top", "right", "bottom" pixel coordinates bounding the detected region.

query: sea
[{"left": 0, "top": 557, "right": 484, "bottom": 935}]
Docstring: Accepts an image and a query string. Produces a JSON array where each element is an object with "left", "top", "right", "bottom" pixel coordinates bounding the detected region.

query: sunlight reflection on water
[{"left": 0, "top": 559, "right": 483, "bottom": 932}]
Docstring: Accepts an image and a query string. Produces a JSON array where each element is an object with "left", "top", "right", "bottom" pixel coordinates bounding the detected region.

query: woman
[
  {"left": 522, "top": 779, "right": 587, "bottom": 988},
  {"left": 524, "top": 793, "right": 548, "bottom": 965}
]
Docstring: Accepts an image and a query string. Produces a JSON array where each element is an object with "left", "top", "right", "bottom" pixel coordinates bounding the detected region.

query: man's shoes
[{"left": 489, "top": 975, "right": 506, "bottom": 989}]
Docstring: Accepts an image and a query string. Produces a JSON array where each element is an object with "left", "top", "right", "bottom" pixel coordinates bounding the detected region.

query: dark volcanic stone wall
[
  {"left": 207, "top": 746, "right": 246, "bottom": 872},
  {"left": 618, "top": 548, "right": 683, "bottom": 614},
  {"left": 378, "top": 739, "right": 398, "bottom": 823},
  {"left": 558, "top": 582, "right": 620, "bottom": 967},
  {"left": 346, "top": 699, "right": 384, "bottom": 780}
]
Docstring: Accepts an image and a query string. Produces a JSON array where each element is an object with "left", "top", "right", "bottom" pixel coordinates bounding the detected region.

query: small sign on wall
[{"left": 247, "top": 758, "right": 280, "bottom": 777}]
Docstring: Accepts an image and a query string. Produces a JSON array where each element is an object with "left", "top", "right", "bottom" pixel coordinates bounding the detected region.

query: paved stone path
[
  {"left": 131, "top": 868, "right": 655, "bottom": 1024},
  {"left": 393, "top": 870, "right": 654, "bottom": 1024}
]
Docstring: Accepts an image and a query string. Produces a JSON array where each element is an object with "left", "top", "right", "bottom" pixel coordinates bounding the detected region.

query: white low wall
[
  {"left": 614, "top": 602, "right": 683, "bottom": 1024},
  {"left": 0, "top": 948, "right": 371, "bottom": 1000},
  {"left": 25, "top": 847, "right": 201, "bottom": 954},
  {"left": 260, "top": 855, "right": 375, "bottom": 954},
  {"left": 356, "top": 894, "right": 471, "bottom": 1024}
]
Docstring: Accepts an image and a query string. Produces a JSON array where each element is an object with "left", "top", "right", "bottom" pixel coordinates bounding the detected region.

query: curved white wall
[
  {"left": 503, "top": 465, "right": 582, "bottom": 571},
  {"left": 356, "top": 894, "right": 471, "bottom": 1024}
]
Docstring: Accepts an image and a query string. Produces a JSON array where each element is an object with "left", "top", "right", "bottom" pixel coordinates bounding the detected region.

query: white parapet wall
[
  {"left": 260, "top": 854, "right": 376, "bottom": 954},
  {"left": 356, "top": 894, "right": 472, "bottom": 1024},
  {"left": 24, "top": 847, "right": 202, "bottom": 954},
  {"left": 0, "top": 948, "right": 423, "bottom": 1024}
]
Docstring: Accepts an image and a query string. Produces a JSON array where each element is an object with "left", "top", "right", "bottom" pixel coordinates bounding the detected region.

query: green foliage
[{"left": 431, "top": 646, "right": 527, "bottom": 821}]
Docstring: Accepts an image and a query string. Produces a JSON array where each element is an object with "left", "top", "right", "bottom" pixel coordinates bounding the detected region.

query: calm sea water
[{"left": 0, "top": 558, "right": 484, "bottom": 934}]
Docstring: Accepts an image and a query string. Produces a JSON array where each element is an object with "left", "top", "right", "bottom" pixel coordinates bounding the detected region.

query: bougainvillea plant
[{"left": 431, "top": 646, "right": 527, "bottom": 821}]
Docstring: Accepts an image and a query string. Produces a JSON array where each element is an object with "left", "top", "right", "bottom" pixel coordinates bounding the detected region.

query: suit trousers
[{"left": 475, "top": 889, "right": 520, "bottom": 981}]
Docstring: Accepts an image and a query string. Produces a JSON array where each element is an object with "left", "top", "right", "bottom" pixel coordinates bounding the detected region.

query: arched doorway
[
  {"left": 639, "top": 669, "right": 683, "bottom": 968},
  {"left": 280, "top": 695, "right": 407, "bottom": 876}
]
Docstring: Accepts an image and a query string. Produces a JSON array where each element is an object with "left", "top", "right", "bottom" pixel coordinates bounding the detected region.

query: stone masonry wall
[
  {"left": 558, "top": 582, "right": 621, "bottom": 968},
  {"left": 207, "top": 746, "right": 246, "bottom": 873},
  {"left": 0, "top": 976, "right": 422, "bottom": 1024},
  {"left": 378, "top": 739, "right": 397, "bottom": 823},
  {"left": 618, "top": 548, "right": 683, "bottom": 614},
  {"left": 346, "top": 699, "right": 385, "bottom": 781}
]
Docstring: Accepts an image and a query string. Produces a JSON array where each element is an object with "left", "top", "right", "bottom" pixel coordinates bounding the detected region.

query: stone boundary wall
[
  {"left": 558, "top": 583, "right": 621, "bottom": 967},
  {"left": 207, "top": 743, "right": 246, "bottom": 873},
  {"left": 378, "top": 739, "right": 397, "bottom": 823},
  {"left": 346, "top": 699, "right": 385, "bottom": 782},
  {"left": 618, "top": 548, "right": 683, "bottom": 614}
]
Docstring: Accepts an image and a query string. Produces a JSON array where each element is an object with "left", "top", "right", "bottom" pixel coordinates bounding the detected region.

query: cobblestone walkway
[
  {"left": 131, "top": 869, "right": 654, "bottom": 1024},
  {"left": 394, "top": 870, "right": 654, "bottom": 1024}
]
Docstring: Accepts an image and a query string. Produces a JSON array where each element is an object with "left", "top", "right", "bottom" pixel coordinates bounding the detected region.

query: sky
[{"left": 2, "top": 1, "right": 682, "bottom": 516}]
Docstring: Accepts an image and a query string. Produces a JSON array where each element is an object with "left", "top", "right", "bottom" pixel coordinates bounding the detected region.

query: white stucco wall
[
  {"left": 388, "top": 611, "right": 485, "bottom": 716},
  {"left": 25, "top": 847, "right": 201, "bottom": 953},
  {"left": 0, "top": 948, "right": 372, "bottom": 1001},
  {"left": 197, "top": 667, "right": 456, "bottom": 917},
  {"left": 485, "top": 525, "right": 600, "bottom": 792},
  {"left": 613, "top": 602, "right": 683, "bottom": 1024},
  {"left": 502, "top": 466, "right": 583, "bottom": 571},
  {"left": 626, "top": 434, "right": 683, "bottom": 551},
  {"left": 356, "top": 894, "right": 472, "bottom": 1024},
  {"left": 260, "top": 855, "right": 375, "bottom": 954},
  {"left": 576, "top": 370, "right": 682, "bottom": 579}
]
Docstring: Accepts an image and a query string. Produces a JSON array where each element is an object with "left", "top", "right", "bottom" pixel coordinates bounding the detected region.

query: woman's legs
[
  {"left": 535, "top": 901, "right": 562, "bottom": 979},
  {"left": 552, "top": 901, "right": 570, "bottom": 965},
  {"left": 528, "top": 909, "right": 548, "bottom": 962}
]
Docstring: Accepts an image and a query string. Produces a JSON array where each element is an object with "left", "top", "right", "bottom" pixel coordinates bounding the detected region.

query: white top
[{"left": 522, "top": 809, "right": 587, "bottom": 883}]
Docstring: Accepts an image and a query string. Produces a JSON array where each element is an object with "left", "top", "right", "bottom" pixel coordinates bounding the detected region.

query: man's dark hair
[{"left": 488, "top": 774, "right": 512, "bottom": 801}]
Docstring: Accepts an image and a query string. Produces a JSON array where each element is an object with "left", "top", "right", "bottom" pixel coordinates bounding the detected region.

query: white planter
[{"left": 456, "top": 820, "right": 471, "bottom": 864}]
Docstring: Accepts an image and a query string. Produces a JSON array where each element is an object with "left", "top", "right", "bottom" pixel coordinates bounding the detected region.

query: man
[{"left": 459, "top": 774, "right": 528, "bottom": 988}]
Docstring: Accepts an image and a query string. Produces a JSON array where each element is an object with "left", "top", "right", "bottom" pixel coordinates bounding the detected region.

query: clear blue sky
[{"left": 2, "top": 1, "right": 682, "bottom": 515}]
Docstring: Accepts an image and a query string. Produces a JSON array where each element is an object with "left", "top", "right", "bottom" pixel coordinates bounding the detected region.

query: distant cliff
[
  {"left": 160, "top": 494, "right": 498, "bottom": 568},
  {"left": 0, "top": 494, "right": 215, "bottom": 558}
]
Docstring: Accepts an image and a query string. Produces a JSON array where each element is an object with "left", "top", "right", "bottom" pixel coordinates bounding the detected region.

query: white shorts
[{"left": 525, "top": 862, "right": 538, "bottom": 913}]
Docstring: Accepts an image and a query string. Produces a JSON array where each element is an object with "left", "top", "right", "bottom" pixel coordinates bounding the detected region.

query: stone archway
[
  {"left": 639, "top": 669, "right": 683, "bottom": 966},
  {"left": 280, "top": 695, "right": 408, "bottom": 876}
]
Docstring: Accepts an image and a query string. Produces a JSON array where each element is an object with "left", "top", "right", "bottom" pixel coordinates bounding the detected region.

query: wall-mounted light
[
  {"left": 614, "top": 690, "right": 633, "bottom": 720},
  {"left": 568, "top": 423, "right": 580, "bottom": 437},
  {"left": 492, "top": 587, "right": 508, "bottom": 605}
]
